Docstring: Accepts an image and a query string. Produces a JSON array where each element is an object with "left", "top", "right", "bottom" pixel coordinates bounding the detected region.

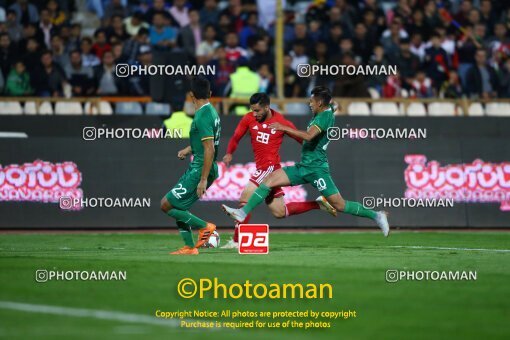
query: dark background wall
[{"left": 0, "top": 116, "right": 509, "bottom": 229}]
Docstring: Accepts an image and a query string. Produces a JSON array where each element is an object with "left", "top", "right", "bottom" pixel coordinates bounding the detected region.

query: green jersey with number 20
[
  {"left": 189, "top": 102, "right": 221, "bottom": 168},
  {"left": 300, "top": 106, "right": 335, "bottom": 169}
]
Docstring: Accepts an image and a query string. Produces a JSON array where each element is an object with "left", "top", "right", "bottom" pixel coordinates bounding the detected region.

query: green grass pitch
[{"left": 0, "top": 231, "right": 509, "bottom": 339}]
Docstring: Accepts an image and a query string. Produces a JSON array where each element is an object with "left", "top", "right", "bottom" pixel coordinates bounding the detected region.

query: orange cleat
[
  {"left": 194, "top": 223, "right": 216, "bottom": 249},
  {"left": 170, "top": 246, "right": 199, "bottom": 255}
]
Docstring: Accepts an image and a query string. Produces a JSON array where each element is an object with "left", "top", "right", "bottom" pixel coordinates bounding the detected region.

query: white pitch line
[
  {"left": 0, "top": 301, "right": 179, "bottom": 328},
  {"left": 387, "top": 246, "right": 510, "bottom": 253}
]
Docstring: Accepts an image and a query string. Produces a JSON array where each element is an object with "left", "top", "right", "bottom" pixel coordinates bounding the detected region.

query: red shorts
[{"left": 249, "top": 164, "right": 284, "bottom": 203}]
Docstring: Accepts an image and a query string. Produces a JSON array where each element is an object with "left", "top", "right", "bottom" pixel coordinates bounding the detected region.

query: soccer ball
[{"left": 201, "top": 231, "right": 220, "bottom": 248}]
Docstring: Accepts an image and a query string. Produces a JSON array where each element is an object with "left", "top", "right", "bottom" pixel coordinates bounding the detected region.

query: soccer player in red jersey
[{"left": 221, "top": 93, "right": 336, "bottom": 248}]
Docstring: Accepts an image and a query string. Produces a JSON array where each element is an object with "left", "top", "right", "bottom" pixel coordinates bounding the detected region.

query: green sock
[
  {"left": 177, "top": 221, "right": 194, "bottom": 247},
  {"left": 241, "top": 183, "right": 271, "bottom": 214},
  {"left": 344, "top": 200, "right": 377, "bottom": 220},
  {"left": 168, "top": 209, "right": 207, "bottom": 229}
]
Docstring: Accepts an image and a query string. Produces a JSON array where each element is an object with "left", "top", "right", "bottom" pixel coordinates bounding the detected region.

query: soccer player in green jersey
[
  {"left": 161, "top": 77, "right": 222, "bottom": 255},
  {"left": 222, "top": 86, "right": 390, "bottom": 236}
]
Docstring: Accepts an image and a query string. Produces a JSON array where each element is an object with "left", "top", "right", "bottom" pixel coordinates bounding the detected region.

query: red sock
[
  {"left": 233, "top": 203, "right": 252, "bottom": 242},
  {"left": 285, "top": 201, "right": 319, "bottom": 216}
]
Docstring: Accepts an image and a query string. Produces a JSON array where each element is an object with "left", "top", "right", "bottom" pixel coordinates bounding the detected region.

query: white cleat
[
  {"left": 221, "top": 204, "right": 247, "bottom": 223},
  {"left": 375, "top": 211, "right": 390, "bottom": 237},
  {"left": 316, "top": 196, "right": 337, "bottom": 216},
  {"left": 220, "top": 239, "right": 239, "bottom": 249}
]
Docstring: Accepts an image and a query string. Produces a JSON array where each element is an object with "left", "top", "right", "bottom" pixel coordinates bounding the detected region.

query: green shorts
[
  {"left": 165, "top": 164, "right": 218, "bottom": 211},
  {"left": 283, "top": 164, "right": 339, "bottom": 197}
]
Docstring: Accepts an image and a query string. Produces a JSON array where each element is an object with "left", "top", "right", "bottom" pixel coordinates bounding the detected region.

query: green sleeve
[
  {"left": 196, "top": 111, "right": 214, "bottom": 141},
  {"left": 311, "top": 112, "right": 330, "bottom": 133}
]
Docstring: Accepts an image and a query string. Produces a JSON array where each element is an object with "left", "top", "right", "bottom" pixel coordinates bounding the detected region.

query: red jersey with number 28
[{"left": 226, "top": 109, "right": 302, "bottom": 168}]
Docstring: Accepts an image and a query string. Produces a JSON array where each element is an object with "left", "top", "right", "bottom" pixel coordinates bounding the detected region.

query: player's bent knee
[{"left": 160, "top": 197, "right": 172, "bottom": 213}]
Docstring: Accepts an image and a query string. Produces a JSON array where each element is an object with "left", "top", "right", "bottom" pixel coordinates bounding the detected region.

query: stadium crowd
[{"left": 1, "top": 0, "right": 510, "bottom": 100}]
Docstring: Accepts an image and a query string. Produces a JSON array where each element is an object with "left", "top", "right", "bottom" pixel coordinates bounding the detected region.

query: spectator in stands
[
  {"left": 221, "top": 0, "right": 244, "bottom": 33},
  {"left": 200, "top": 0, "right": 220, "bottom": 26},
  {"left": 4, "top": 60, "right": 32, "bottom": 95},
  {"left": 258, "top": 63, "right": 274, "bottom": 95},
  {"left": 67, "top": 23, "right": 82, "bottom": 52},
  {"left": 325, "top": 22, "right": 343, "bottom": 56},
  {"left": 124, "top": 12, "right": 149, "bottom": 37},
  {"left": 498, "top": 58, "right": 510, "bottom": 98},
  {"left": 21, "top": 37, "right": 40, "bottom": 74},
  {"left": 32, "top": 50, "right": 67, "bottom": 97},
  {"left": 383, "top": 72, "right": 402, "bottom": 98},
  {"left": 353, "top": 23, "right": 373, "bottom": 64},
  {"left": 457, "top": 25, "right": 481, "bottom": 86},
  {"left": 0, "top": 6, "right": 4, "bottom": 23},
  {"left": 50, "top": 34, "right": 69, "bottom": 68},
  {"left": 104, "top": 0, "right": 128, "bottom": 21},
  {"left": 283, "top": 55, "right": 301, "bottom": 97},
  {"left": 122, "top": 27, "right": 149, "bottom": 64},
  {"left": 412, "top": 70, "right": 434, "bottom": 98},
  {"left": 397, "top": 38, "right": 421, "bottom": 91},
  {"left": 239, "top": 12, "right": 261, "bottom": 49},
  {"left": 91, "top": 29, "right": 111, "bottom": 59},
  {"left": 425, "top": 33, "right": 450, "bottom": 90},
  {"left": 0, "top": 32, "right": 16, "bottom": 80},
  {"left": 406, "top": 9, "right": 432, "bottom": 41},
  {"left": 368, "top": 45, "right": 390, "bottom": 95},
  {"left": 196, "top": 24, "right": 220, "bottom": 65},
  {"left": 179, "top": 9, "right": 201, "bottom": 59},
  {"left": 129, "top": 45, "right": 151, "bottom": 96},
  {"left": 64, "top": 49, "right": 95, "bottom": 96},
  {"left": 380, "top": 19, "right": 405, "bottom": 62},
  {"left": 423, "top": 0, "right": 441, "bottom": 29},
  {"left": 149, "top": 12, "right": 177, "bottom": 50},
  {"left": 455, "top": 0, "right": 473, "bottom": 27},
  {"left": 19, "top": 23, "right": 44, "bottom": 53},
  {"left": 305, "top": 0, "right": 330, "bottom": 25},
  {"left": 0, "top": 70, "right": 4, "bottom": 94},
  {"left": 289, "top": 41, "right": 308, "bottom": 72},
  {"left": 46, "top": 0, "right": 66, "bottom": 27},
  {"left": 5, "top": 10, "right": 23, "bottom": 43},
  {"left": 249, "top": 38, "right": 272, "bottom": 71},
  {"left": 80, "top": 37, "right": 100, "bottom": 67},
  {"left": 169, "top": 0, "right": 190, "bottom": 28},
  {"left": 224, "top": 31, "right": 247, "bottom": 64},
  {"left": 111, "top": 42, "right": 125, "bottom": 63},
  {"left": 440, "top": 70, "right": 463, "bottom": 98},
  {"left": 489, "top": 23, "right": 510, "bottom": 69},
  {"left": 216, "top": 13, "right": 234, "bottom": 42},
  {"left": 9, "top": 0, "right": 39, "bottom": 25},
  {"left": 107, "top": 15, "right": 129, "bottom": 44},
  {"left": 87, "top": 0, "right": 127, "bottom": 20},
  {"left": 94, "top": 50, "right": 121, "bottom": 95},
  {"left": 465, "top": 48, "right": 499, "bottom": 99},
  {"left": 145, "top": 0, "right": 173, "bottom": 25},
  {"left": 39, "top": 9, "right": 53, "bottom": 49},
  {"left": 480, "top": 0, "right": 496, "bottom": 34},
  {"left": 332, "top": 53, "right": 369, "bottom": 97},
  {"left": 206, "top": 46, "right": 234, "bottom": 96}
]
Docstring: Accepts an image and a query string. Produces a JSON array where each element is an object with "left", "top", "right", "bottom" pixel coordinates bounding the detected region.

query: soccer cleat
[
  {"left": 375, "top": 211, "right": 390, "bottom": 237},
  {"left": 170, "top": 246, "right": 199, "bottom": 255},
  {"left": 221, "top": 204, "right": 247, "bottom": 223},
  {"left": 220, "top": 238, "right": 239, "bottom": 249},
  {"left": 194, "top": 223, "right": 216, "bottom": 248},
  {"left": 316, "top": 196, "right": 337, "bottom": 216}
]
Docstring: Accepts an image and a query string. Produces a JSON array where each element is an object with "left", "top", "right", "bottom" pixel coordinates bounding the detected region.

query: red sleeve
[
  {"left": 227, "top": 115, "right": 250, "bottom": 154},
  {"left": 281, "top": 116, "right": 303, "bottom": 144}
]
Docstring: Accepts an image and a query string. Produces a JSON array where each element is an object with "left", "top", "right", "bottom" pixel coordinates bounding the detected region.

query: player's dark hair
[
  {"left": 249, "top": 93, "right": 270, "bottom": 107},
  {"left": 311, "top": 86, "right": 332, "bottom": 106},
  {"left": 190, "top": 77, "right": 211, "bottom": 99}
]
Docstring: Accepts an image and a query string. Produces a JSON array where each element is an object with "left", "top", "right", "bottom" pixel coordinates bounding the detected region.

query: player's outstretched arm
[
  {"left": 197, "top": 139, "right": 214, "bottom": 197},
  {"left": 281, "top": 118, "right": 304, "bottom": 144},
  {"left": 177, "top": 146, "right": 192, "bottom": 159},
  {"left": 269, "top": 123, "right": 320, "bottom": 142}
]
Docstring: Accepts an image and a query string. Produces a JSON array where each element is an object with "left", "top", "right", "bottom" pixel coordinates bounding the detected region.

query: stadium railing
[{"left": 0, "top": 97, "right": 509, "bottom": 117}]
